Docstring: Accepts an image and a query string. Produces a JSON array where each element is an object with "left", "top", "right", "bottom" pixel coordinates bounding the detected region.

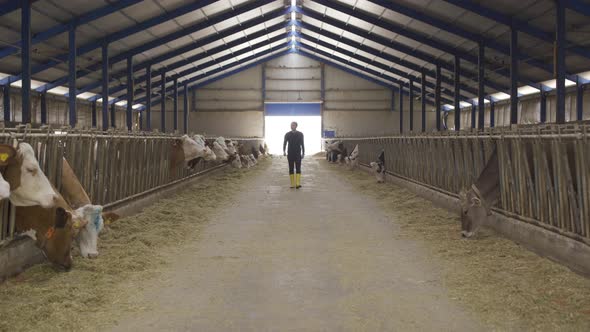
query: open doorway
[{"left": 264, "top": 103, "right": 322, "bottom": 155}]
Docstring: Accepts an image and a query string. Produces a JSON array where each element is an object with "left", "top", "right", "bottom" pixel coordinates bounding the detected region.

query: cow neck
[{"left": 470, "top": 184, "right": 492, "bottom": 215}]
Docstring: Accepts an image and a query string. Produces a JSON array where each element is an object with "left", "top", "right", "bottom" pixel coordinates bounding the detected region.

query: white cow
[
  {"left": 181, "top": 135, "right": 216, "bottom": 162},
  {"left": 73, "top": 204, "right": 104, "bottom": 258},
  {"left": 0, "top": 173, "right": 9, "bottom": 200},
  {"left": 0, "top": 143, "right": 57, "bottom": 208},
  {"left": 345, "top": 144, "right": 359, "bottom": 170},
  {"left": 226, "top": 141, "right": 237, "bottom": 156},
  {"left": 230, "top": 154, "right": 242, "bottom": 169},
  {"left": 248, "top": 154, "right": 257, "bottom": 166},
  {"left": 212, "top": 141, "right": 229, "bottom": 161},
  {"left": 240, "top": 155, "right": 250, "bottom": 169}
]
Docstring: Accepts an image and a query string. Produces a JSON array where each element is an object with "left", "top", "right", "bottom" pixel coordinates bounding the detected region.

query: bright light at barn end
[
  {"left": 291, "top": 25, "right": 296, "bottom": 32},
  {"left": 264, "top": 116, "right": 322, "bottom": 155},
  {"left": 291, "top": 12, "right": 296, "bottom": 21},
  {"left": 291, "top": 0, "right": 296, "bottom": 6}
]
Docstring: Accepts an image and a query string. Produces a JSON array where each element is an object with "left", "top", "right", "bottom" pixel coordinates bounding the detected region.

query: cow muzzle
[{"left": 461, "top": 231, "right": 474, "bottom": 238}]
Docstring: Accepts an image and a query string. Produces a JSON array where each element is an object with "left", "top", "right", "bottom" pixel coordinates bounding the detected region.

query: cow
[
  {"left": 459, "top": 148, "right": 501, "bottom": 238},
  {"left": 15, "top": 190, "right": 87, "bottom": 271},
  {"left": 251, "top": 146, "right": 260, "bottom": 159},
  {"left": 0, "top": 143, "right": 57, "bottom": 208},
  {"left": 248, "top": 154, "right": 257, "bottom": 166},
  {"left": 60, "top": 157, "right": 108, "bottom": 258},
  {"left": 0, "top": 173, "right": 9, "bottom": 200},
  {"left": 336, "top": 144, "right": 348, "bottom": 164},
  {"left": 325, "top": 141, "right": 341, "bottom": 163},
  {"left": 169, "top": 135, "right": 216, "bottom": 171},
  {"left": 230, "top": 154, "right": 242, "bottom": 169},
  {"left": 369, "top": 150, "right": 386, "bottom": 183},
  {"left": 259, "top": 143, "right": 266, "bottom": 157},
  {"left": 226, "top": 140, "right": 237, "bottom": 156},
  {"left": 212, "top": 141, "right": 229, "bottom": 161},
  {"left": 240, "top": 155, "right": 250, "bottom": 169},
  {"left": 345, "top": 144, "right": 359, "bottom": 170}
]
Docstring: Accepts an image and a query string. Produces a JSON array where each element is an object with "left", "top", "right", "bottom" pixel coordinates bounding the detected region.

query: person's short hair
[{"left": 291, "top": 121, "right": 298, "bottom": 127}]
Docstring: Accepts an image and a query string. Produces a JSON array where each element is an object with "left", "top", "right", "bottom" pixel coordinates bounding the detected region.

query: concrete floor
[{"left": 109, "top": 157, "right": 481, "bottom": 331}]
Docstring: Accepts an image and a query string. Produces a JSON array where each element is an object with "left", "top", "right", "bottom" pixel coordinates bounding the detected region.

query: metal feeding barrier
[
  {"left": 0, "top": 126, "right": 264, "bottom": 241},
  {"left": 328, "top": 123, "right": 590, "bottom": 244}
]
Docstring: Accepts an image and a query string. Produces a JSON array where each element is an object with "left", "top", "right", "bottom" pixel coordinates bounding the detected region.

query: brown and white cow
[
  {"left": 0, "top": 143, "right": 57, "bottom": 208},
  {"left": 169, "top": 135, "right": 216, "bottom": 171}
]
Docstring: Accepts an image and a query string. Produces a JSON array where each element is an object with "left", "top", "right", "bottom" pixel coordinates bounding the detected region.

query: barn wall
[{"left": 0, "top": 87, "right": 133, "bottom": 129}]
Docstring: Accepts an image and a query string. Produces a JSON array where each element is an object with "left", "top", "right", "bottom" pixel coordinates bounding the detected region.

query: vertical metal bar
[
  {"left": 110, "top": 103, "right": 116, "bottom": 128},
  {"left": 510, "top": 26, "right": 518, "bottom": 125},
  {"left": 409, "top": 78, "right": 414, "bottom": 132},
  {"left": 319, "top": 63, "right": 324, "bottom": 136},
  {"left": 435, "top": 65, "right": 441, "bottom": 131},
  {"left": 478, "top": 41, "right": 485, "bottom": 129},
  {"left": 102, "top": 43, "right": 109, "bottom": 130},
  {"left": 40, "top": 91, "right": 47, "bottom": 124},
  {"left": 183, "top": 82, "right": 188, "bottom": 134},
  {"left": 161, "top": 72, "right": 166, "bottom": 132},
  {"left": 126, "top": 56, "right": 133, "bottom": 131},
  {"left": 421, "top": 71, "right": 426, "bottom": 132},
  {"left": 173, "top": 77, "right": 178, "bottom": 132},
  {"left": 68, "top": 25, "right": 76, "bottom": 127},
  {"left": 399, "top": 83, "right": 404, "bottom": 133},
  {"left": 556, "top": 0, "right": 566, "bottom": 124},
  {"left": 471, "top": 104, "right": 476, "bottom": 128},
  {"left": 540, "top": 91, "right": 547, "bottom": 123},
  {"left": 577, "top": 81, "right": 584, "bottom": 121},
  {"left": 91, "top": 100, "right": 97, "bottom": 128},
  {"left": 490, "top": 101, "right": 495, "bottom": 128},
  {"left": 454, "top": 56, "right": 460, "bottom": 131},
  {"left": 2, "top": 84, "right": 9, "bottom": 122},
  {"left": 146, "top": 64, "right": 151, "bottom": 131},
  {"left": 21, "top": 0, "right": 32, "bottom": 124}
]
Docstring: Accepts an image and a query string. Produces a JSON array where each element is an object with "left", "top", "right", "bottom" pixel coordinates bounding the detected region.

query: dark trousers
[{"left": 288, "top": 158, "right": 302, "bottom": 174}]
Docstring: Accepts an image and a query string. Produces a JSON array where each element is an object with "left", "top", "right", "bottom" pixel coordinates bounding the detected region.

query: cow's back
[{"left": 60, "top": 158, "right": 91, "bottom": 209}]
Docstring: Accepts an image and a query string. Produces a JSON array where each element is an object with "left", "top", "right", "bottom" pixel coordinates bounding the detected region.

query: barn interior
[{"left": 1, "top": 0, "right": 590, "bottom": 330}]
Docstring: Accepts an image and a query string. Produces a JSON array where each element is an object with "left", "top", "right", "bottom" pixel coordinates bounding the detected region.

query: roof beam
[
  {"left": 133, "top": 43, "right": 292, "bottom": 105},
  {"left": 36, "top": 0, "right": 283, "bottom": 93},
  {"left": 298, "top": 32, "right": 472, "bottom": 101},
  {"left": 1, "top": 0, "right": 224, "bottom": 85},
  {"left": 442, "top": 0, "right": 590, "bottom": 60},
  {"left": 139, "top": 48, "right": 294, "bottom": 110},
  {"left": 298, "top": 6, "right": 509, "bottom": 93},
  {"left": 312, "top": 0, "right": 545, "bottom": 89},
  {"left": 366, "top": 0, "right": 560, "bottom": 77},
  {"left": 104, "top": 32, "right": 291, "bottom": 102},
  {"left": 299, "top": 21, "right": 480, "bottom": 97},
  {"left": 564, "top": 0, "right": 590, "bottom": 17},
  {"left": 0, "top": 0, "right": 40, "bottom": 17},
  {"left": 82, "top": 19, "right": 289, "bottom": 98},
  {"left": 297, "top": 43, "right": 453, "bottom": 105},
  {"left": 0, "top": 0, "right": 142, "bottom": 59}
]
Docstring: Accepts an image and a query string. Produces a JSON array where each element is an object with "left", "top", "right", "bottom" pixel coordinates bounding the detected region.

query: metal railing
[
  {"left": 0, "top": 126, "right": 263, "bottom": 241},
  {"left": 328, "top": 124, "right": 590, "bottom": 244}
]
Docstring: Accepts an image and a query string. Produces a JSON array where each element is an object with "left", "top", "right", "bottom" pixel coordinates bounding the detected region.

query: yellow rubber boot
[
  {"left": 290, "top": 174, "right": 295, "bottom": 188},
  {"left": 295, "top": 174, "right": 301, "bottom": 189}
]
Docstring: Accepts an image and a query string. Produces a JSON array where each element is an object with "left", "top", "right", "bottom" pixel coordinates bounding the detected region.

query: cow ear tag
[
  {"left": 45, "top": 227, "right": 55, "bottom": 240},
  {"left": 0, "top": 153, "right": 9, "bottom": 163},
  {"left": 0, "top": 144, "right": 16, "bottom": 166}
]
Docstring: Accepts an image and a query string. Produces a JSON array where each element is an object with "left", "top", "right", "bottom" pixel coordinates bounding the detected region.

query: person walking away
[{"left": 283, "top": 121, "right": 305, "bottom": 189}]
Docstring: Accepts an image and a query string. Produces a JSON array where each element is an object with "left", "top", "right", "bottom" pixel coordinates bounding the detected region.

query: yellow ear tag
[
  {"left": 45, "top": 227, "right": 55, "bottom": 240},
  {"left": 0, "top": 153, "right": 9, "bottom": 162},
  {"left": 73, "top": 220, "right": 81, "bottom": 229}
]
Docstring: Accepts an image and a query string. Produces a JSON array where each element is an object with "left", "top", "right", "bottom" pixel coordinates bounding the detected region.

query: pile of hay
[
  {"left": 324, "top": 161, "right": 590, "bottom": 330},
  {"left": 0, "top": 160, "right": 269, "bottom": 331}
]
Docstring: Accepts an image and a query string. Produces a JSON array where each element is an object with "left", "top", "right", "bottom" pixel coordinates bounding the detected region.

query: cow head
[
  {"left": 42, "top": 207, "right": 77, "bottom": 271},
  {"left": 74, "top": 204, "right": 104, "bottom": 259},
  {"left": 203, "top": 146, "right": 216, "bottom": 161},
  {"left": 459, "top": 188, "right": 488, "bottom": 238},
  {"left": 169, "top": 138, "right": 185, "bottom": 170},
  {"left": 1, "top": 143, "right": 57, "bottom": 208}
]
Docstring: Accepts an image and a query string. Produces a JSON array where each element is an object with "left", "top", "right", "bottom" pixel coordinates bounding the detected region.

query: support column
[
  {"left": 454, "top": 56, "right": 461, "bottom": 131},
  {"left": 183, "top": 82, "right": 189, "bottom": 134},
  {"left": 471, "top": 104, "right": 476, "bottom": 128},
  {"left": 577, "top": 81, "right": 584, "bottom": 121},
  {"left": 399, "top": 83, "right": 404, "bottom": 133},
  {"left": 421, "top": 71, "right": 426, "bottom": 132},
  {"left": 320, "top": 63, "right": 324, "bottom": 137},
  {"left": 146, "top": 64, "right": 151, "bottom": 131},
  {"left": 3, "top": 85, "right": 10, "bottom": 122},
  {"left": 110, "top": 103, "right": 115, "bottom": 128},
  {"left": 556, "top": 0, "right": 566, "bottom": 124},
  {"left": 478, "top": 41, "right": 485, "bottom": 129},
  {"left": 21, "top": 0, "right": 31, "bottom": 124},
  {"left": 101, "top": 43, "right": 109, "bottom": 130},
  {"left": 540, "top": 91, "right": 547, "bottom": 123},
  {"left": 173, "top": 78, "right": 178, "bottom": 132},
  {"left": 435, "top": 65, "right": 441, "bottom": 131},
  {"left": 409, "top": 78, "right": 414, "bottom": 132},
  {"left": 490, "top": 101, "right": 495, "bottom": 128},
  {"left": 40, "top": 92, "right": 47, "bottom": 124},
  {"left": 510, "top": 26, "right": 519, "bottom": 125},
  {"left": 68, "top": 25, "right": 77, "bottom": 128},
  {"left": 126, "top": 57, "right": 133, "bottom": 131},
  {"left": 91, "top": 100, "right": 97, "bottom": 128},
  {"left": 160, "top": 72, "right": 166, "bottom": 132}
]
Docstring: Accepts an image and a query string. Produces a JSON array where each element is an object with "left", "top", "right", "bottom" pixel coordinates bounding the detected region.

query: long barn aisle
[{"left": 109, "top": 156, "right": 481, "bottom": 331}]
